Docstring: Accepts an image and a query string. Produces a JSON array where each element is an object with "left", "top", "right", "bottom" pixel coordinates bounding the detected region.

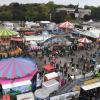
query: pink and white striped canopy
[
  {"left": 59, "top": 21, "right": 74, "bottom": 29},
  {"left": 0, "top": 57, "right": 38, "bottom": 80},
  {"left": 78, "top": 37, "right": 92, "bottom": 43}
]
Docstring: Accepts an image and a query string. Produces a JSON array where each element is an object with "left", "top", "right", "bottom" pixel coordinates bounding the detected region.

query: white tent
[
  {"left": 45, "top": 72, "right": 59, "bottom": 80},
  {"left": 3, "top": 22, "right": 14, "bottom": 30},
  {"left": 80, "top": 29, "right": 100, "bottom": 38},
  {"left": 95, "top": 65, "right": 100, "bottom": 71},
  {"left": 30, "top": 41, "right": 37, "bottom": 46},
  {"left": 25, "top": 21, "right": 40, "bottom": 28},
  {"left": 81, "top": 81, "right": 100, "bottom": 91},
  {"left": 42, "top": 79, "right": 59, "bottom": 93},
  {"left": 40, "top": 21, "right": 51, "bottom": 24},
  {"left": 24, "top": 35, "right": 52, "bottom": 42},
  {"left": 47, "top": 23, "right": 57, "bottom": 31}
]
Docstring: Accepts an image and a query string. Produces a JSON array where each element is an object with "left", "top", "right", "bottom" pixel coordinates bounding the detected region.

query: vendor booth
[
  {"left": 44, "top": 72, "right": 59, "bottom": 81},
  {"left": 2, "top": 80, "right": 32, "bottom": 94},
  {"left": 79, "top": 81, "right": 100, "bottom": 99},
  {"left": 42, "top": 79, "right": 59, "bottom": 93}
]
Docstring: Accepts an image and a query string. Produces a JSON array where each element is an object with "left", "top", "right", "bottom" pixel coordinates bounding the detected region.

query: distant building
[{"left": 56, "top": 7, "right": 91, "bottom": 18}]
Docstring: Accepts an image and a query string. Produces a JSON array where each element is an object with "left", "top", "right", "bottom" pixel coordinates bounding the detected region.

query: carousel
[
  {"left": 59, "top": 21, "right": 74, "bottom": 33},
  {"left": 0, "top": 28, "right": 17, "bottom": 47},
  {"left": 0, "top": 28, "right": 23, "bottom": 58},
  {"left": 0, "top": 57, "right": 38, "bottom": 94}
]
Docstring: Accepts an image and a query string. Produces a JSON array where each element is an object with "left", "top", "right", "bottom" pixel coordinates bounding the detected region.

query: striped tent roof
[{"left": 0, "top": 28, "right": 17, "bottom": 37}]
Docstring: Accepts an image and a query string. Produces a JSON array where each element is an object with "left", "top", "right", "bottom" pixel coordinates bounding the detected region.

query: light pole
[
  {"left": 49, "top": 13, "right": 52, "bottom": 21},
  {"left": 74, "top": 5, "right": 79, "bottom": 22}
]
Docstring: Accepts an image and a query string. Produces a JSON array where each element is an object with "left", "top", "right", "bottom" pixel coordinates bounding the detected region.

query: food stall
[{"left": 44, "top": 72, "right": 59, "bottom": 82}]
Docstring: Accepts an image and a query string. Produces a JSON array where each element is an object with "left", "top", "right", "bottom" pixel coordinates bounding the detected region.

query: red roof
[
  {"left": 11, "top": 37, "right": 23, "bottom": 42},
  {"left": 24, "top": 32, "right": 35, "bottom": 35},
  {"left": 44, "top": 64, "right": 54, "bottom": 72},
  {"left": 2, "top": 94, "right": 11, "bottom": 100}
]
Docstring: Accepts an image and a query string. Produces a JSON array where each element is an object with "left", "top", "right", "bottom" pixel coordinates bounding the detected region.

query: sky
[{"left": 0, "top": 0, "right": 100, "bottom": 7}]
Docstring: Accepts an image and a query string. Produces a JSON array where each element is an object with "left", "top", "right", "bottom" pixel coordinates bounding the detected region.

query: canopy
[
  {"left": 80, "top": 29, "right": 100, "bottom": 38},
  {"left": 81, "top": 81, "right": 100, "bottom": 91},
  {"left": 78, "top": 37, "right": 92, "bottom": 43},
  {"left": 44, "top": 64, "right": 54, "bottom": 72},
  {"left": 30, "top": 41, "right": 37, "bottom": 46},
  {"left": 59, "top": 21, "right": 74, "bottom": 29},
  {"left": 0, "top": 28, "right": 17, "bottom": 37},
  {"left": 24, "top": 35, "right": 51, "bottom": 42},
  {"left": 0, "top": 57, "right": 38, "bottom": 80},
  {"left": 11, "top": 37, "right": 23, "bottom": 42},
  {"left": 43, "top": 37, "right": 71, "bottom": 46}
]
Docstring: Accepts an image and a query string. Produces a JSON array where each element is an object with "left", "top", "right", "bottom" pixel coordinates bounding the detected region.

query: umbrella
[
  {"left": 78, "top": 37, "right": 92, "bottom": 43},
  {"left": 59, "top": 21, "right": 74, "bottom": 29},
  {"left": 44, "top": 64, "right": 54, "bottom": 72},
  {"left": 0, "top": 57, "right": 38, "bottom": 80}
]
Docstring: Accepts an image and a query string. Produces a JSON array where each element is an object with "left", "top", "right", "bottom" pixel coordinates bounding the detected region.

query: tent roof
[
  {"left": 80, "top": 29, "right": 100, "bottom": 38},
  {"left": 45, "top": 72, "right": 58, "bottom": 80},
  {"left": 42, "top": 79, "right": 59, "bottom": 87},
  {"left": 59, "top": 21, "right": 74, "bottom": 29},
  {"left": 0, "top": 28, "right": 17, "bottom": 37},
  {"left": 24, "top": 35, "right": 51, "bottom": 42},
  {"left": 81, "top": 81, "right": 100, "bottom": 91},
  {"left": 44, "top": 64, "right": 54, "bottom": 72},
  {"left": 0, "top": 57, "right": 37, "bottom": 79}
]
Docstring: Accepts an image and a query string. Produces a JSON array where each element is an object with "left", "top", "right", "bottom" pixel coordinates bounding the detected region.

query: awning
[
  {"left": 11, "top": 37, "right": 23, "bottom": 42},
  {"left": 81, "top": 81, "right": 100, "bottom": 91},
  {"left": 24, "top": 32, "right": 35, "bottom": 35}
]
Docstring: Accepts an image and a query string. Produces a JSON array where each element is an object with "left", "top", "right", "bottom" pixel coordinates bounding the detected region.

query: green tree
[{"left": 10, "top": 3, "right": 26, "bottom": 20}]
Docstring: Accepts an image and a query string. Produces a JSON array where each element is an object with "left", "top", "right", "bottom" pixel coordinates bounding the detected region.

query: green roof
[{"left": 0, "top": 28, "right": 17, "bottom": 37}]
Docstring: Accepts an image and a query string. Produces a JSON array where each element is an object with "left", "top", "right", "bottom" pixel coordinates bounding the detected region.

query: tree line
[{"left": 0, "top": 1, "right": 100, "bottom": 23}]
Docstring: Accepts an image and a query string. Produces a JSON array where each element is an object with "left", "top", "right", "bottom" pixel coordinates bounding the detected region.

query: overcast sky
[{"left": 0, "top": 0, "right": 100, "bottom": 7}]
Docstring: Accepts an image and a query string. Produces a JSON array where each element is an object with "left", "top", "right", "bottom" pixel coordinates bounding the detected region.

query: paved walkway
[{"left": 54, "top": 72, "right": 94, "bottom": 95}]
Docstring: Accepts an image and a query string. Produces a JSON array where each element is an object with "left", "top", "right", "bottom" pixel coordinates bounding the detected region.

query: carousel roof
[
  {"left": 59, "top": 21, "right": 74, "bottom": 29},
  {"left": 0, "top": 28, "right": 17, "bottom": 37},
  {"left": 0, "top": 57, "right": 38, "bottom": 79}
]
